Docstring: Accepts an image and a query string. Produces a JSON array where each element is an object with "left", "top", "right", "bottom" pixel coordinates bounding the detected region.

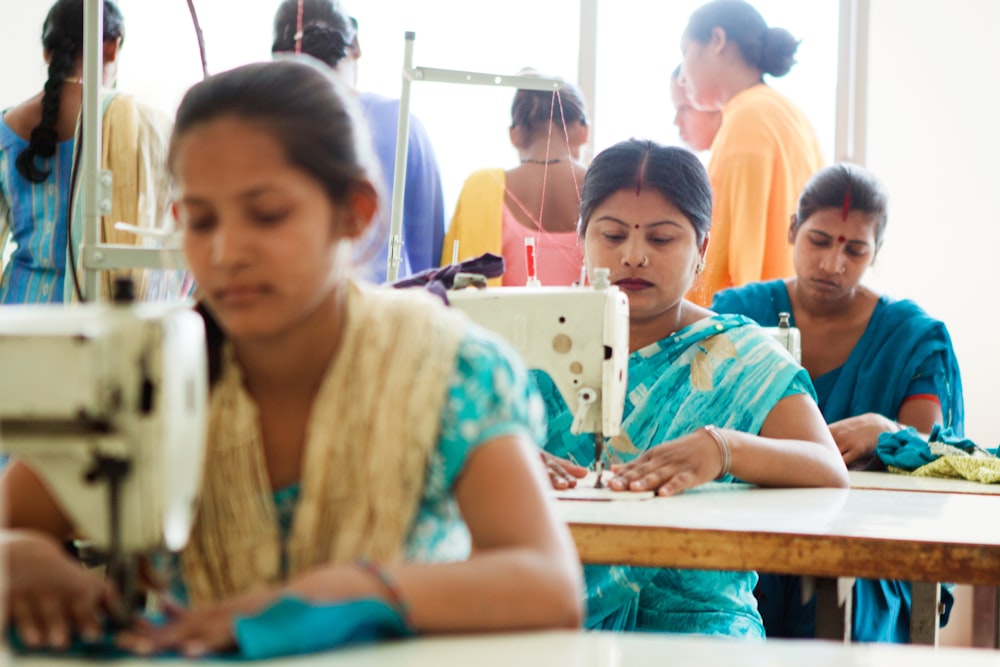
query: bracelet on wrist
[
  {"left": 702, "top": 425, "right": 731, "bottom": 480},
  {"left": 356, "top": 558, "right": 412, "bottom": 630}
]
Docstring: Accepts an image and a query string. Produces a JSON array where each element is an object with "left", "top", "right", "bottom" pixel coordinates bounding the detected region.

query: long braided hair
[{"left": 15, "top": 0, "right": 125, "bottom": 183}]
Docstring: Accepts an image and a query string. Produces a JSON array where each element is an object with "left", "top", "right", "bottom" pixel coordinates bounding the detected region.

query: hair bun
[{"left": 760, "top": 27, "right": 799, "bottom": 77}]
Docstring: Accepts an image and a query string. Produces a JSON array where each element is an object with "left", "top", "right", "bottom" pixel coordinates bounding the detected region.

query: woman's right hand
[
  {"left": 540, "top": 451, "right": 588, "bottom": 489},
  {"left": 4, "top": 530, "right": 116, "bottom": 649}
]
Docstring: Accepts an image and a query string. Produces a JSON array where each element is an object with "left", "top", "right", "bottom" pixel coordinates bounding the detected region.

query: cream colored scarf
[{"left": 181, "top": 284, "right": 465, "bottom": 606}]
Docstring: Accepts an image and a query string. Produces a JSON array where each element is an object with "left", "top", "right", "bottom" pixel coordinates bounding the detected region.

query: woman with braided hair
[{"left": 0, "top": 0, "right": 173, "bottom": 303}]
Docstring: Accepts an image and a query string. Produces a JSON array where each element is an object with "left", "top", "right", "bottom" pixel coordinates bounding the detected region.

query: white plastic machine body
[
  {"left": 0, "top": 302, "right": 207, "bottom": 611},
  {"left": 448, "top": 283, "right": 629, "bottom": 468},
  {"left": 762, "top": 312, "right": 802, "bottom": 363}
]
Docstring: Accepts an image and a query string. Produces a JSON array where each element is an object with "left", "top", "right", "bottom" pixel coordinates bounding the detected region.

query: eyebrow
[
  {"left": 807, "top": 229, "right": 872, "bottom": 247},
  {"left": 597, "top": 216, "right": 685, "bottom": 230},
  {"left": 176, "top": 186, "right": 282, "bottom": 207}
]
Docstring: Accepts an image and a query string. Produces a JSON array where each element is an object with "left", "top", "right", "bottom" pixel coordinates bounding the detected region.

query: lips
[
  {"left": 809, "top": 277, "right": 840, "bottom": 291},
  {"left": 615, "top": 278, "right": 654, "bottom": 291},
  {"left": 213, "top": 285, "right": 268, "bottom": 305}
]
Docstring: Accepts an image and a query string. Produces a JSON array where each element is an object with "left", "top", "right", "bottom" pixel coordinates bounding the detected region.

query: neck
[
  {"left": 231, "top": 286, "right": 346, "bottom": 399},
  {"left": 787, "top": 277, "right": 857, "bottom": 321},
  {"left": 628, "top": 301, "right": 692, "bottom": 352},
  {"left": 716, "top": 62, "right": 764, "bottom": 106}
]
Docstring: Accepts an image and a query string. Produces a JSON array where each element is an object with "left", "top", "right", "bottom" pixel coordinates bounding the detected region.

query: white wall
[{"left": 864, "top": 0, "right": 1000, "bottom": 447}]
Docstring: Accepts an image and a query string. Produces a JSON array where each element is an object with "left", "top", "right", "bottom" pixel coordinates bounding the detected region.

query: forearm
[
  {"left": 723, "top": 429, "right": 849, "bottom": 488},
  {"left": 284, "top": 547, "right": 582, "bottom": 633}
]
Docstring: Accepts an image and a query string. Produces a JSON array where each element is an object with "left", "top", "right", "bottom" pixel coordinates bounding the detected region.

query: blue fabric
[
  {"left": 234, "top": 597, "right": 410, "bottom": 660},
  {"left": 877, "top": 424, "right": 996, "bottom": 470},
  {"left": 355, "top": 92, "right": 445, "bottom": 283},
  {"left": 10, "top": 598, "right": 409, "bottom": 660},
  {"left": 538, "top": 314, "right": 814, "bottom": 638},
  {"left": 0, "top": 113, "right": 75, "bottom": 303},
  {"left": 713, "top": 279, "right": 964, "bottom": 643}
]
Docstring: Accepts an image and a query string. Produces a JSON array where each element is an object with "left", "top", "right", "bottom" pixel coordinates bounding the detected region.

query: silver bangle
[{"left": 703, "top": 425, "right": 731, "bottom": 480}]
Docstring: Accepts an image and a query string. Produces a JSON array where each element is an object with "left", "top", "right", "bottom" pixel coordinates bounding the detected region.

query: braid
[{"left": 16, "top": 38, "right": 75, "bottom": 183}]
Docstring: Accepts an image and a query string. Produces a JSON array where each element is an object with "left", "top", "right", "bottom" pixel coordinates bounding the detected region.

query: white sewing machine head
[
  {"left": 0, "top": 301, "right": 207, "bottom": 614},
  {"left": 447, "top": 276, "right": 629, "bottom": 441},
  {"left": 762, "top": 312, "right": 802, "bottom": 363}
]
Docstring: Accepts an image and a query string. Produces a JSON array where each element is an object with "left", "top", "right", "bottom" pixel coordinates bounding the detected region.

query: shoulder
[
  {"left": 875, "top": 295, "right": 951, "bottom": 337},
  {"left": 711, "top": 281, "right": 785, "bottom": 320},
  {"left": 459, "top": 168, "right": 505, "bottom": 191}
]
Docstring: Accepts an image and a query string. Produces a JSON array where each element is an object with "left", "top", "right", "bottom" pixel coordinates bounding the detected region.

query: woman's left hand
[
  {"left": 829, "top": 413, "right": 897, "bottom": 466},
  {"left": 116, "top": 590, "right": 275, "bottom": 657},
  {"left": 608, "top": 429, "right": 725, "bottom": 496}
]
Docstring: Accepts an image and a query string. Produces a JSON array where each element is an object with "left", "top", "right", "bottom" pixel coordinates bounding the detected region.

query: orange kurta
[{"left": 690, "top": 84, "right": 823, "bottom": 307}]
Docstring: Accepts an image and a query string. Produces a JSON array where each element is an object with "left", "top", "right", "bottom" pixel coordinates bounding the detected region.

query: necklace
[
  {"left": 520, "top": 158, "right": 564, "bottom": 165},
  {"left": 63, "top": 77, "right": 84, "bottom": 85}
]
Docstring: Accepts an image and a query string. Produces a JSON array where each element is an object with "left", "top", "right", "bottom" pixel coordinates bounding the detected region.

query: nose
[
  {"left": 818, "top": 247, "right": 845, "bottom": 276},
  {"left": 620, "top": 236, "right": 647, "bottom": 268},
  {"left": 211, "top": 220, "right": 250, "bottom": 269}
]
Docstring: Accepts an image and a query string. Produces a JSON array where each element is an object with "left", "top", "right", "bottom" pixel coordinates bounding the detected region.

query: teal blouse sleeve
[{"left": 435, "top": 324, "right": 547, "bottom": 488}]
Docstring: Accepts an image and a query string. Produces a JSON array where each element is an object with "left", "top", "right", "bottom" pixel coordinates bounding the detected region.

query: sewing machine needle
[{"left": 593, "top": 433, "right": 605, "bottom": 489}]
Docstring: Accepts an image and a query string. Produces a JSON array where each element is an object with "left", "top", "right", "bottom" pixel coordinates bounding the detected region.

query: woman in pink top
[{"left": 444, "top": 74, "right": 588, "bottom": 286}]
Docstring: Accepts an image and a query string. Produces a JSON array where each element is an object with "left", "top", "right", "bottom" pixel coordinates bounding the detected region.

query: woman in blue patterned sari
[
  {"left": 712, "top": 164, "right": 964, "bottom": 643},
  {"left": 540, "top": 140, "right": 848, "bottom": 638}
]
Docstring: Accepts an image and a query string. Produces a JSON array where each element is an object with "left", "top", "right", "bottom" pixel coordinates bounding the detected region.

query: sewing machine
[
  {"left": 448, "top": 269, "right": 629, "bottom": 486},
  {"left": 0, "top": 300, "right": 208, "bottom": 623},
  {"left": 763, "top": 312, "right": 802, "bottom": 363}
]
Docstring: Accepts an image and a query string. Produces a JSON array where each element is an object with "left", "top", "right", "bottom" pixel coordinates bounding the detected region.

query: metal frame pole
[
  {"left": 81, "top": 0, "right": 104, "bottom": 300},
  {"left": 387, "top": 33, "right": 565, "bottom": 281}
]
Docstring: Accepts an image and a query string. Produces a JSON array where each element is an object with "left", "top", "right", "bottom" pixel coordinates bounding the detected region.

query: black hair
[
  {"left": 15, "top": 0, "right": 125, "bottom": 183},
  {"left": 271, "top": 0, "right": 356, "bottom": 68},
  {"left": 579, "top": 139, "right": 712, "bottom": 244},
  {"left": 684, "top": 0, "right": 799, "bottom": 78},
  {"left": 168, "top": 58, "right": 381, "bottom": 384},
  {"left": 793, "top": 163, "right": 889, "bottom": 250},
  {"left": 510, "top": 75, "right": 587, "bottom": 138}
]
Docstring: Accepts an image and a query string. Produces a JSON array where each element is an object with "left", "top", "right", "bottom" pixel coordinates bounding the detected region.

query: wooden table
[
  {"left": 849, "top": 470, "right": 1000, "bottom": 647},
  {"left": 11, "top": 630, "right": 1000, "bottom": 666},
  {"left": 558, "top": 483, "right": 1000, "bottom": 644}
]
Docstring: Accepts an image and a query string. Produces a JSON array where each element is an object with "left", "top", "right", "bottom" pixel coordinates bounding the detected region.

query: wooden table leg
[
  {"left": 972, "top": 585, "right": 999, "bottom": 648},
  {"left": 815, "top": 576, "right": 853, "bottom": 642},
  {"left": 910, "top": 581, "right": 941, "bottom": 645}
]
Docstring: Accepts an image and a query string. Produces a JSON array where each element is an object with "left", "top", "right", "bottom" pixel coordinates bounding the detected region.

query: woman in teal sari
[
  {"left": 540, "top": 140, "right": 848, "bottom": 638},
  {"left": 712, "top": 163, "right": 964, "bottom": 643}
]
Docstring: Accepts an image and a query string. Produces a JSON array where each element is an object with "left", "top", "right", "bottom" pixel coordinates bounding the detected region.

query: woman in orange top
[{"left": 679, "top": 0, "right": 823, "bottom": 306}]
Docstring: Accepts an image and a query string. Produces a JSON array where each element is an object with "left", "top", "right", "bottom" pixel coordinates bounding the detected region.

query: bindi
[{"left": 837, "top": 235, "right": 846, "bottom": 243}]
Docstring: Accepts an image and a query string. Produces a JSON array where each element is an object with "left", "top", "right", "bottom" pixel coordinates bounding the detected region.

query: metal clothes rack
[{"left": 386, "top": 32, "right": 567, "bottom": 282}]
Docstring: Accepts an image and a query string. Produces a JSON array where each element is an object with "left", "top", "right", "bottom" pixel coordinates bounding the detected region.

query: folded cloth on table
[{"left": 876, "top": 425, "right": 1000, "bottom": 482}]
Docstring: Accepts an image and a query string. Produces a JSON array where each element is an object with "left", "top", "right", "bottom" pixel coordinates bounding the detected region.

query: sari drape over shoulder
[{"left": 538, "top": 314, "right": 815, "bottom": 637}]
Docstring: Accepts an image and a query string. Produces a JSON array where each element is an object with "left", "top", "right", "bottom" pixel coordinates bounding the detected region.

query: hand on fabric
[
  {"left": 4, "top": 530, "right": 116, "bottom": 649},
  {"left": 116, "top": 589, "right": 276, "bottom": 657},
  {"left": 608, "top": 429, "right": 724, "bottom": 496},
  {"left": 829, "top": 413, "right": 898, "bottom": 466},
  {"left": 540, "top": 451, "right": 587, "bottom": 489}
]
